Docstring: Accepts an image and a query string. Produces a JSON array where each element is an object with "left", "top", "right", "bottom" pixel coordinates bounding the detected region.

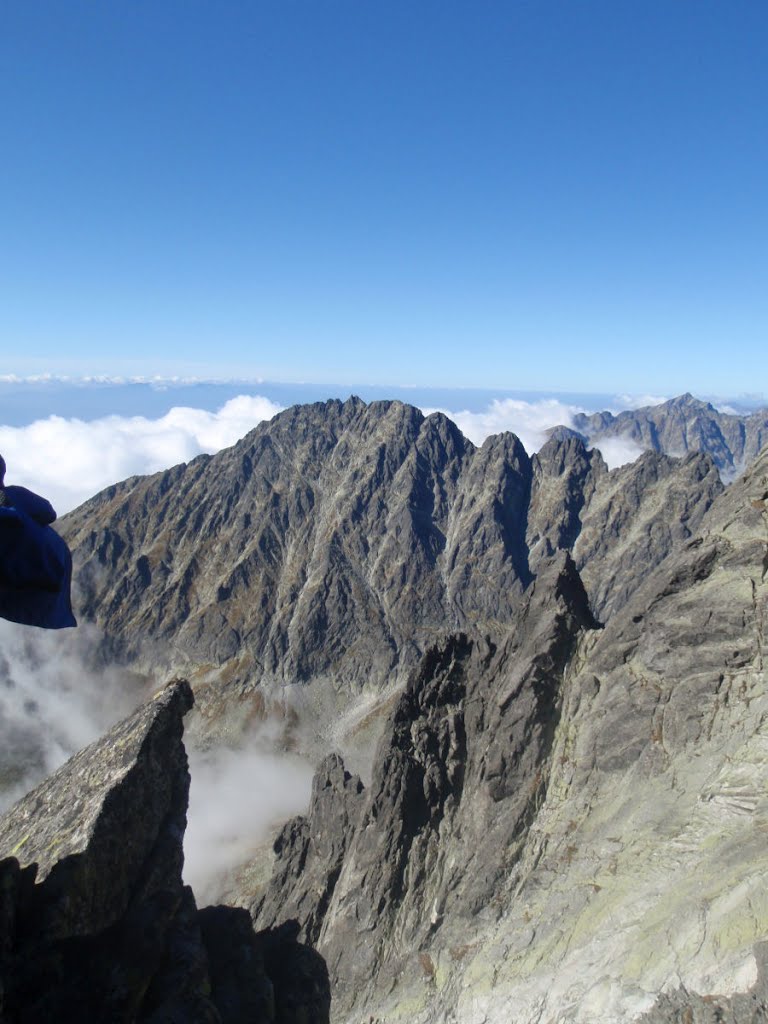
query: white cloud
[
  {"left": 588, "top": 436, "right": 646, "bottom": 469},
  {"left": 0, "top": 391, "right": 654, "bottom": 518},
  {"left": 0, "top": 620, "right": 147, "bottom": 813},
  {"left": 184, "top": 737, "right": 313, "bottom": 905},
  {"left": 612, "top": 393, "right": 669, "bottom": 410},
  {"left": 422, "top": 397, "right": 586, "bottom": 454},
  {"left": 0, "top": 395, "right": 283, "bottom": 515},
  {"left": 0, "top": 616, "right": 313, "bottom": 907},
  {"left": 421, "top": 397, "right": 649, "bottom": 471}
]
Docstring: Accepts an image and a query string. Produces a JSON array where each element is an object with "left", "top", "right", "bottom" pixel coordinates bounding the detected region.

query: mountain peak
[{"left": 670, "top": 391, "right": 712, "bottom": 410}]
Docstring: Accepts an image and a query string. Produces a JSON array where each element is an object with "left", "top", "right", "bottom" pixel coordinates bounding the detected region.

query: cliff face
[
  {"left": 245, "top": 442, "right": 768, "bottom": 1024},
  {"left": 250, "top": 553, "right": 597, "bottom": 1012},
  {"left": 0, "top": 681, "right": 330, "bottom": 1024},
  {"left": 59, "top": 398, "right": 722, "bottom": 745}
]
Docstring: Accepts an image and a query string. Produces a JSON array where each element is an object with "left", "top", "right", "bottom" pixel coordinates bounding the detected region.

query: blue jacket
[{"left": 0, "top": 485, "right": 77, "bottom": 629}]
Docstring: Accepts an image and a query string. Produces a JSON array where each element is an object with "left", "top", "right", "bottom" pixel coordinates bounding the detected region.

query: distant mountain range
[{"left": 569, "top": 391, "right": 768, "bottom": 474}]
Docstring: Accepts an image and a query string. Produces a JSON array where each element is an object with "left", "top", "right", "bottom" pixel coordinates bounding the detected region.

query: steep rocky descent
[
  {"left": 570, "top": 447, "right": 723, "bottom": 620},
  {"left": 245, "top": 443, "right": 768, "bottom": 1024},
  {"left": 571, "top": 392, "right": 768, "bottom": 475},
  {"left": 249, "top": 552, "right": 598, "bottom": 1018},
  {"left": 60, "top": 398, "right": 722, "bottom": 746},
  {"left": 527, "top": 435, "right": 723, "bottom": 620},
  {"left": 0, "top": 680, "right": 330, "bottom": 1024}
]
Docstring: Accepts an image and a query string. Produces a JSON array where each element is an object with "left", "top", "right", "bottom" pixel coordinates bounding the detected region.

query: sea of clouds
[{"left": 0, "top": 392, "right": 652, "bottom": 514}]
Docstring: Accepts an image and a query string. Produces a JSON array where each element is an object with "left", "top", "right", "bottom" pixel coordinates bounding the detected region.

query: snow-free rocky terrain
[
  {"left": 61, "top": 395, "right": 726, "bottom": 752},
  {"left": 0, "top": 393, "right": 766, "bottom": 1022},
  {"left": 0, "top": 681, "right": 329, "bottom": 1023}
]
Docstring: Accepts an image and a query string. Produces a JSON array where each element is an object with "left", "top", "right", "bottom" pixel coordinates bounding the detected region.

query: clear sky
[{"left": 1, "top": 1, "right": 766, "bottom": 395}]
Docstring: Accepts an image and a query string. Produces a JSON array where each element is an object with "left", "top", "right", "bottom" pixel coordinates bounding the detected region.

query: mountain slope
[
  {"left": 60, "top": 398, "right": 721, "bottom": 747},
  {"left": 246, "top": 440, "right": 768, "bottom": 1023},
  {"left": 0, "top": 680, "right": 330, "bottom": 1023}
]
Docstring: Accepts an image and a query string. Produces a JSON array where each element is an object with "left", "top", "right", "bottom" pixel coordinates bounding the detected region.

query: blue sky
[{"left": 1, "top": 1, "right": 766, "bottom": 395}]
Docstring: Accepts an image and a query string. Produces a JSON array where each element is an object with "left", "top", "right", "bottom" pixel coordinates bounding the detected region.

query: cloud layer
[
  {"left": 184, "top": 739, "right": 313, "bottom": 905},
  {"left": 0, "top": 617, "right": 313, "bottom": 902}
]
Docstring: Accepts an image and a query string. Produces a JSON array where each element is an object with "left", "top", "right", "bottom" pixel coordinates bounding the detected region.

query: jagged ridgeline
[
  {"left": 572, "top": 392, "right": 768, "bottom": 475},
  {"left": 60, "top": 396, "right": 726, "bottom": 742}
]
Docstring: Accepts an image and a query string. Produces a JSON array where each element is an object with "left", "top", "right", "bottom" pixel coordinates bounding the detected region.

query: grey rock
[
  {"left": 528, "top": 436, "right": 722, "bottom": 621},
  {"left": 637, "top": 942, "right": 768, "bottom": 1022},
  {"left": 527, "top": 433, "right": 607, "bottom": 573},
  {"left": 571, "top": 392, "right": 768, "bottom": 474},
  {"left": 59, "top": 398, "right": 723, "bottom": 751},
  {"left": 0, "top": 679, "right": 219, "bottom": 1022},
  {"left": 246, "top": 443, "right": 768, "bottom": 1024},
  {"left": 0, "top": 680, "right": 331, "bottom": 1024},
  {"left": 572, "top": 448, "right": 723, "bottom": 620},
  {"left": 253, "top": 754, "right": 364, "bottom": 947},
  {"left": 7, "top": 397, "right": 767, "bottom": 1024},
  {"left": 250, "top": 552, "right": 597, "bottom": 1018},
  {"left": 197, "top": 907, "right": 330, "bottom": 1024},
  {"left": 0, "top": 679, "right": 194, "bottom": 942}
]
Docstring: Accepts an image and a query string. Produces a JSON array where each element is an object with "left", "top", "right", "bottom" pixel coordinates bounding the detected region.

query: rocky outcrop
[
  {"left": 528, "top": 437, "right": 723, "bottom": 620},
  {"left": 245, "top": 442, "right": 768, "bottom": 1024},
  {"left": 254, "top": 753, "right": 364, "bottom": 947},
  {"left": 0, "top": 681, "right": 330, "bottom": 1024},
  {"left": 249, "top": 552, "right": 598, "bottom": 1018},
  {"left": 60, "top": 398, "right": 723, "bottom": 749},
  {"left": 571, "top": 392, "right": 768, "bottom": 474},
  {"left": 571, "top": 447, "right": 723, "bottom": 619}
]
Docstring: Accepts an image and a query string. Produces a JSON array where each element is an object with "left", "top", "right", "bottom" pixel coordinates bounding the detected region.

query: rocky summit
[
  {"left": 60, "top": 397, "right": 722, "bottom": 749},
  {"left": 4, "top": 393, "right": 768, "bottom": 1023},
  {"left": 0, "top": 681, "right": 329, "bottom": 1024}
]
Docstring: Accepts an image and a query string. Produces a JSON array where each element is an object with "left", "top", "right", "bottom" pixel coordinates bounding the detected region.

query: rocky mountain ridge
[
  {"left": 60, "top": 396, "right": 723, "bottom": 752},
  {"left": 569, "top": 392, "right": 768, "bottom": 475},
  {"left": 243, "top": 437, "right": 768, "bottom": 1023},
  {"left": 0, "top": 680, "right": 329, "bottom": 1023}
]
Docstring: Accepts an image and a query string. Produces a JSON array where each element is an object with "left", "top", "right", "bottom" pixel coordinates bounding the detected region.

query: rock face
[
  {"left": 571, "top": 392, "right": 768, "bottom": 475},
  {"left": 251, "top": 553, "right": 597, "bottom": 1017},
  {"left": 245, "top": 442, "right": 768, "bottom": 1023},
  {"left": 0, "top": 681, "right": 330, "bottom": 1024},
  {"left": 59, "top": 398, "right": 722, "bottom": 744}
]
